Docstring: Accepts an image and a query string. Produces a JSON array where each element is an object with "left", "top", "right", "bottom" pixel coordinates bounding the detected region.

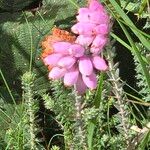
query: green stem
[
  {"left": 73, "top": 85, "right": 87, "bottom": 150},
  {"left": 0, "top": 69, "right": 16, "bottom": 105}
]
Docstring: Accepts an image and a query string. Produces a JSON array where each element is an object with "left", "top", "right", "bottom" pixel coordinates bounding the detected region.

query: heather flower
[
  {"left": 43, "top": 53, "right": 63, "bottom": 66},
  {"left": 44, "top": 42, "right": 107, "bottom": 94},
  {"left": 76, "top": 35, "right": 94, "bottom": 47},
  {"left": 82, "top": 72, "right": 97, "bottom": 90},
  {"left": 71, "top": 0, "right": 110, "bottom": 54},
  {"left": 41, "top": 27, "right": 76, "bottom": 71},
  {"left": 57, "top": 56, "right": 76, "bottom": 68},
  {"left": 90, "top": 35, "right": 107, "bottom": 54},
  {"left": 48, "top": 67, "right": 66, "bottom": 80},
  {"left": 69, "top": 44, "right": 85, "bottom": 57},
  {"left": 89, "top": 0, "right": 104, "bottom": 11},
  {"left": 71, "top": 22, "right": 96, "bottom": 35},
  {"left": 41, "top": 0, "right": 109, "bottom": 94},
  {"left": 64, "top": 66, "right": 79, "bottom": 86},
  {"left": 53, "top": 42, "right": 71, "bottom": 55},
  {"left": 92, "top": 55, "right": 108, "bottom": 70},
  {"left": 79, "top": 56, "right": 93, "bottom": 76}
]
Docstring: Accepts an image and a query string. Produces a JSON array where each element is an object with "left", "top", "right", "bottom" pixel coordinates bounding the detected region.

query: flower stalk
[{"left": 73, "top": 85, "right": 87, "bottom": 150}]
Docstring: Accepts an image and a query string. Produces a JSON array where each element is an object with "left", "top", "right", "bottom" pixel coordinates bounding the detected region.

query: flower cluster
[
  {"left": 72, "top": 0, "right": 110, "bottom": 54},
  {"left": 41, "top": 0, "right": 110, "bottom": 94}
]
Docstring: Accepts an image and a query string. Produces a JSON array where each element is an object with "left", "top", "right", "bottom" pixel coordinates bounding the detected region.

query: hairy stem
[
  {"left": 73, "top": 85, "right": 87, "bottom": 150},
  {"left": 22, "top": 72, "right": 37, "bottom": 150},
  {"left": 28, "top": 88, "right": 36, "bottom": 150},
  {"left": 106, "top": 48, "right": 129, "bottom": 145}
]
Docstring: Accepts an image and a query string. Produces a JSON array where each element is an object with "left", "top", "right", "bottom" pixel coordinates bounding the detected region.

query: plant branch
[{"left": 106, "top": 47, "right": 130, "bottom": 146}]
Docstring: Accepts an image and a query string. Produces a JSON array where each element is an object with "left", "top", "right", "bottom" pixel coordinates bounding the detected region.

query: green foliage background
[
  {"left": 0, "top": 0, "right": 37, "bottom": 11},
  {"left": 0, "top": 0, "right": 80, "bottom": 98},
  {"left": 0, "top": 0, "right": 150, "bottom": 149}
]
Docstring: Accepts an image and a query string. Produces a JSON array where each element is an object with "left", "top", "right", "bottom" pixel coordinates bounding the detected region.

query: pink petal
[
  {"left": 76, "top": 10, "right": 92, "bottom": 23},
  {"left": 58, "top": 56, "right": 76, "bottom": 69},
  {"left": 75, "top": 35, "right": 94, "bottom": 46},
  {"left": 89, "top": 11, "right": 109, "bottom": 24},
  {"left": 82, "top": 72, "right": 97, "bottom": 90},
  {"left": 68, "top": 44, "right": 85, "bottom": 57},
  {"left": 75, "top": 74, "right": 87, "bottom": 94},
  {"left": 53, "top": 42, "right": 71, "bottom": 55},
  {"left": 43, "top": 53, "right": 62, "bottom": 66},
  {"left": 48, "top": 67, "right": 66, "bottom": 80},
  {"left": 94, "top": 24, "right": 109, "bottom": 35},
  {"left": 71, "top": 22, "right": 96, "bottom": 35},
  {"left": 91, "top": 35, "right": 107, "bottom": 54},
  {"left": 89, "top": 0, "right": 104, "bottom": 11},
  {"left": 78, "top": 8, "right": 89, "bottom": 14},
  {"left": 92, "top": 56, "right": 108, "bottom": 71},
  {"left": 64, "top": 66, "right": 79, "bottom": 86},
  {"left": 76, "top": 11, "right": 90, "bottom": 23},
  {"left": 77, "top": 9, "right": 109, "bottom": 24},
  {"left": 79, "top": 56, "right": 93, "bottom": 76},
  {"left": 99, "top": 12, "right": 110, "bottom": 24}
]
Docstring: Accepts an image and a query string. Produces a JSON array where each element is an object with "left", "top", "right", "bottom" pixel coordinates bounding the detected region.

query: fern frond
[{"left": 0, "top": 0, "right": 78, "bottom": 97}]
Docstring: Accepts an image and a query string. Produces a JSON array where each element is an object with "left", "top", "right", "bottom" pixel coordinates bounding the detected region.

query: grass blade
[
  {"left": 94, "top": 73, "right": 104, "bottom": 108},
  {"left": 108, "top": 0, "right": 150, "bottom": 50},
  {"left": 118, "top": 22, "right": 150, "bottom": 90}
]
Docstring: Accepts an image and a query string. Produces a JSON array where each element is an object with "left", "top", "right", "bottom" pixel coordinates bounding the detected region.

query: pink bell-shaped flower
[
  {"left": 48, "top": 67, "right": 66, "bottom": 80},
  {"left": 88, "top": 11, "right": 104, "bottom": 24},
  {"left": 75, "top": 35, "right": 94, "bottom": 47},
  {"left": 92, "top": 55, "right": 108, "bottom": 71},
  {"left": 76, "top": 9, "right": 91, "bottom": 23},
  {"left": 94, "top": 24, "right": 109, "bottom": 35},
  {"left": 64, "top": 66, "right": 79, "bottom": 86},
  {"left": 71, "top": 22, "right": 96, "bottom": 35},
  {"left": 69, "top": 44, "right": 85, "bottom": 57},
  {"left": 91, "top": 35, "right": 107, "bottom": 54},
  {"left": 89, "top": 0, "right": 104, "bottom": 11},
  {"left": 57, "top": 56, "right": 76, "bottom": 69},
  {"left": 41, "top": 0, "right": 110, "bottom": 94},
  {"left": 43, "top": 53, "right": 62, "bottom": 66},
  {"left": 90, "top": 47, "right": 102, "bottom": 54},
  {"left": 53, "top": 42, "right": 71, "bottom": 55},
  {"left": 79, "top": 56, "right": 93, "bottom": 76},
  {"left": 78, "top": 8, "right": 89, "bottom": 14},
  {"left": 82, "top": 72, "right": 97, "bottom": 90}
]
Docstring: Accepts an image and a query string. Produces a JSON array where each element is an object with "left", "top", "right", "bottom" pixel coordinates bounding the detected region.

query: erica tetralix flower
[
  {"left": 42, "top": 40, "right": 108, "bottom": 94},
  {"left": 71, "top": 0, "right": 110, "bottom": 55},
  {"left": 41, "top": 0, "right": 109, "bottom": 94}
]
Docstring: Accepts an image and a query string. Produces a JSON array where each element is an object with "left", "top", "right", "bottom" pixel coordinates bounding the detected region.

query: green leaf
[
  {"left": 87, "top": 121, "right": 96, "bottom": 150},
  {"left": 108, "top": 0, "right": 150, "bottom": 51},
  {"left": 0, "top": 0, "right": 78, "bottom": 96},
  {"left": 87, "top": 73, "right": 104, "bottom": 149},
  {"left": 94, "top": 73, "right": 104, "bottom": 108},
  {"left": 139, "top": 130, "right": 150, "bottom": 149}
]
